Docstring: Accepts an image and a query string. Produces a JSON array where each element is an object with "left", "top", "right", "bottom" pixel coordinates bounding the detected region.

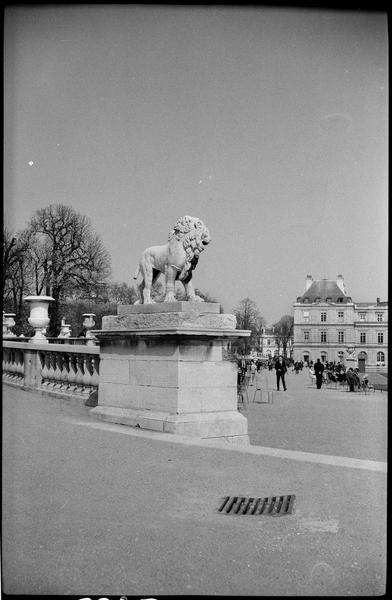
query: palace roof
[{"left": 297, "top": 279, "right": 351, "bottom": 304}]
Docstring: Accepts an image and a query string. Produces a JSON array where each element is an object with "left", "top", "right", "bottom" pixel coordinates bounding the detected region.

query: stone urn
[
  {"left": 82, "top": 313, "right": 97, "bottom": 345},
  {"left": 24, "top": 295, "right": 54, "bottom": 343},
  {"left": 3, "top": 313, "right": 17, "bottom": 338}
]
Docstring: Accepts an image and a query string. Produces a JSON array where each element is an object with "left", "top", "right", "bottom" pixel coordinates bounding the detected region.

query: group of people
[
  {"left": 309, "top": 360, "right": 369, "bottom": 392},
  {"left": 238, "top": 355, "right": 369, "bottom": 394},
  {"left": 292, "top": 360, "right": 304, "bottom": 373}
]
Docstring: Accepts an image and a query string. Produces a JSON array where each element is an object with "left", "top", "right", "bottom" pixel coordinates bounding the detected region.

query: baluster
[
  {"left": 75, "top": 354, "right": 84, "bottom": 393},
  {"left": 46, "top": 352, "right": 56, "bottom": 389},
  {"left": 16, "top": 350, "right": 24, "bottom": 382},
  {"left": 90, "top": 356, "right": 99, "bottom": 391},
  {"left": 14, "top": 351, "right": 20, "bottom": 380},
  {"left": 8, "top": 349, "right": 15, "bottom": 379},
  {"left": 40, "top": 352, "right": 49, "bottom": 387},
  {"left": 10, "top": 350, "right": 17, "bottom": 380},
  {"left": 68, "top": 354, "right": 78, "bottom": 392},
  {"left": 53, "top": 352, "right": 63, "bottom": 389},
  {"left": 82, "top": 356, "right": 92, "bottom": 396},
  {"left": 62, "top": 353, "right": 70, "bottom": 393},
  {"left": 3, "top": 349, "right": 10, "bottom": 378}
]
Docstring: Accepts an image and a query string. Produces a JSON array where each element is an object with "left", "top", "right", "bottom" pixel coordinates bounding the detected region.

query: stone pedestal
[{"left": 90, "top": 302, "right": 250, "bottom": 444}]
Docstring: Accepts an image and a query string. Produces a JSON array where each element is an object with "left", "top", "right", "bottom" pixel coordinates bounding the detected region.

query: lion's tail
[{"left": 133, "top": 264, "right": 140, "bottom": 280}]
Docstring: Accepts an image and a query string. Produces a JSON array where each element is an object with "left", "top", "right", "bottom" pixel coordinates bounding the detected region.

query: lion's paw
[{"left": 164, "top": 294, "right": 176, "bottom": 303}]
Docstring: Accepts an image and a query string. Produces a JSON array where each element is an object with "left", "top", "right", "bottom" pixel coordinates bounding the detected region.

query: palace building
[{"left": 293, "top": 275, "right": 388, "bottom": 372}]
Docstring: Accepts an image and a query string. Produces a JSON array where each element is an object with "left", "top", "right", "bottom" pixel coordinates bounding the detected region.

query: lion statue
[{"left": 133, "top": 216, "right": 211, "bottom": 304}]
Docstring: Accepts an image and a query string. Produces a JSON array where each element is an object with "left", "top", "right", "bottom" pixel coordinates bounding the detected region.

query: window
[
  {"left": 377, "top": 351, "right": 385, "bottom": 362},
  {"left": 359, "top": 312, "right": 366, "bottom": 322},
  {"left": 304, "top": 331, "right": 309, "bottom": 341},
  {"left": 377, "top": 313, "right": 384, "bottom": 322},
  {"left": 267, "top": 339, "right": 270, "bottom": 346},
  {"left": 337, "top": 311, "right": 344, "bottom": 320},
  {"left": 338, "top": 331, "right": 344, "bottom": 343},
  {"left": 320, "top": 331, "right": 327, "bottom": 343},
  {"left": 378, "top": 332, "right": 384, "bottom": 344},
  {"left": 360, "top": 332, "right": 366, "bottom": 344},
  {"left": 320, "top": 311, "right": 327, "bottom": 322},
  {"left": 303, "top": 311, "right": 309, "bottom": 323}
]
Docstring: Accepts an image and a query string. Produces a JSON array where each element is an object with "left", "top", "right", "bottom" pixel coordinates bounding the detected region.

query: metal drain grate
[{"left": 218, "top": 495, "right": 295, "bottom": 516}]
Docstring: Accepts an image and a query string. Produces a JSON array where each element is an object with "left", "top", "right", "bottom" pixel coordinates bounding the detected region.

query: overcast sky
[{"left": 4, "top": 5, "right": 388, "bottom": 323}]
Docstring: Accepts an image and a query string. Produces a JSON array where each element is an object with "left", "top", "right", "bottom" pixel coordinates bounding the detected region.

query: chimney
[
  {"left": 305, "top": 275, "right": 313, "bottom": 291},
  {"left": 336, "top": 274, "right": 346, "bottom": 294},
  {"left": 377, "top": 297, "right": 380, "bottom": 304}
]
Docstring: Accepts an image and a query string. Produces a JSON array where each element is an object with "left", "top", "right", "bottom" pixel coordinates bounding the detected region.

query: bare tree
[
  {"left": 232, "top": 297, "right": 266, "bottom": 353},
  {"left": 3, "top": 228, "right": 30, "bottom": 321},
  {"left": 3, "top": 227, "right": 18, "bottom": 303},
  {"left": 24, "top": 205, "right": 111, "bottom": 336},
  {"left": 272, "top": 314, "right": 294, "bottom": 358}
]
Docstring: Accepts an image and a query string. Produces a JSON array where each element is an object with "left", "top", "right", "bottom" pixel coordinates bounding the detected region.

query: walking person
[
  {"left": 314, "top": 358, "right": 325, "bottom": 389},
  {"left": 275, "top": 355, "right": 287, "bottom": 391},
  {"left": 249, "top": 360, "right": 257, "bottom": 385}
]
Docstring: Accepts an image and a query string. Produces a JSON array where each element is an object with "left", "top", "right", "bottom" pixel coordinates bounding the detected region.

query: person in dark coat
[
  {"left": 238, "top": 355, "right": 247, "bottom": 385},
  {"left": 314, "top": 358, "right": 325, "bottom": 389},
  {"left": 275, "top": 355, "right": 287, "bottom": 391}
]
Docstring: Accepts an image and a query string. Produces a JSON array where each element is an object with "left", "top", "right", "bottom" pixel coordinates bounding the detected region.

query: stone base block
[{"left": 90, "top": 406, "right": 249, "bottom": 444}]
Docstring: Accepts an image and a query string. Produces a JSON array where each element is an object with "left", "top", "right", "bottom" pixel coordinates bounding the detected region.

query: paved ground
[{"left": 2, "top": 369, "right": 387, "bottom": 596}]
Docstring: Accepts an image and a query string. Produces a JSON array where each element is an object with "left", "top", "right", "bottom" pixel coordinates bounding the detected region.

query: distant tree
[
  {"left": 3, "top": 227, "right": 32, "bottom": 332},
  {"left": 106, "top": 281, "right": 138, "bottom": 304},
  {"left": 232, "top": 298, "right": 266, "bottom": 354},
  {"left": 22, "top": 205, "right": 111, "bottom": 336},
  {"left": 272, "top": 315, "right": 294, "bottom": 358}
]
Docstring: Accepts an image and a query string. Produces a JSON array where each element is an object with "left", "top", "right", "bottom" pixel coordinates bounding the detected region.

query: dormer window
[
  {"left": 315, "top": 297, "right": 321, "bottom": 303},
  {"left": 326, "top": 297, "right": 332, "bottom": 303}
]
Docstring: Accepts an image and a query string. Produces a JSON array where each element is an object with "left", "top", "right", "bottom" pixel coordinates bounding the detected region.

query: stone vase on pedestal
[
  {"left": 82, "top": 313, "right": 97, "bottom": 346},
  {"left": 3, "top": 313, "right": 17, "bottom": 338},
  {"left": 24, "top": 296, "right": 54, "bottom": 344},
  {"left": 90, "top": 302, "right": 251, "bottom": 444}
]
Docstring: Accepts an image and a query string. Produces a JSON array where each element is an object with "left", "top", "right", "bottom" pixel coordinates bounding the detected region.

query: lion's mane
[{"left": 167, "top": 216, "right": 209, "bottom": 280}]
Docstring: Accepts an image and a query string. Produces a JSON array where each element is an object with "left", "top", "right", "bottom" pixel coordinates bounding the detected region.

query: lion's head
[{"left": 168, "top": 216, "right": 211, "bottom": 280}]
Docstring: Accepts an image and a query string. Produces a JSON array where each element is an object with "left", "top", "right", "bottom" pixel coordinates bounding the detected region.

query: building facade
[
  {"left": 293, "top": 275, "right": 388, "bottom": 371},
  {"left": 256, "top": 328, "right": 294, "bottom": 360}
]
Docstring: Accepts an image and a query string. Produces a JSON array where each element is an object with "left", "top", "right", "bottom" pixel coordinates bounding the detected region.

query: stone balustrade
[{"left": 2, "top": 340, "right": 100, "bottom": 403}]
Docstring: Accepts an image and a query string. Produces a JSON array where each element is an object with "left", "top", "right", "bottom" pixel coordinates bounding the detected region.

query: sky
[{"left": 3, "top": 5, "right": 388, "bottom": 324}]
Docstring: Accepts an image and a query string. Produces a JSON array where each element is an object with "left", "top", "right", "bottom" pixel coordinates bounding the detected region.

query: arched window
[{"left": 377, "top": 351, "right": 385, "bottom": 362}]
